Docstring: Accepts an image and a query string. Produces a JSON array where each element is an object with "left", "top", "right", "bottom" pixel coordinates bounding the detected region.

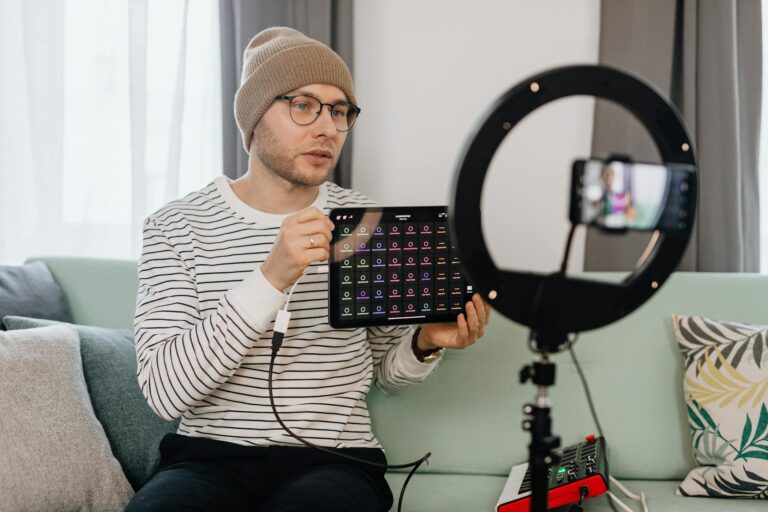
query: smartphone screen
[{"left": 570, "top": 159, "right": 694, "bottom": 232}]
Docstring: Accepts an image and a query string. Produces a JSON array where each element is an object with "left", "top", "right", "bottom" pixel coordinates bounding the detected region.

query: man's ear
[{"left": 249, "top": 128, "right": 258, "bottom": 154}]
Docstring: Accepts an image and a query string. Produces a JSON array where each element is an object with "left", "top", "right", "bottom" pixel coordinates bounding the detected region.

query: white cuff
[
  {"left": 227, "top": 264, "right": 286, "bottom": 332},
  {"left": 392, "top": 333, "right": 441, "bottom": 379}
]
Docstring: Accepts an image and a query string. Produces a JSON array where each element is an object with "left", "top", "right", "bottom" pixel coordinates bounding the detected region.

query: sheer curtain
[
  {"left": 0, "top": 0, "right": 222, "bottom": 265},
  {"left": 762, "top": 1, "right": 768, "bottom": 272}
]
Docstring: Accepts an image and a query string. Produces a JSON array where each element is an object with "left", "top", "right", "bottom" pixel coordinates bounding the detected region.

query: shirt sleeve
[
  {"left": 134, "top": 216, "right": 286, "bottom": 420},
  {"left": 367, "top": 324, "right": 440, "bottom": 396}
]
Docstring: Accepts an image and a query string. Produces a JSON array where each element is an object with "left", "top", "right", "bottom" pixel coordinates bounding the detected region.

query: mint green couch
[{"left": 32, "top": 256, "right": 768, "bottom": 511}]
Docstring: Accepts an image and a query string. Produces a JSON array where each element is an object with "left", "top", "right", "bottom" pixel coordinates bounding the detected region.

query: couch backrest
[
  {"left": 370, "top": 272, "right": 768, "bottom": 481},
  {"left": 31, "top": 257, "right": 768, "bottom": 480},
  {"left": 29, "top": 257, "right": 139, "bottom": 330}
]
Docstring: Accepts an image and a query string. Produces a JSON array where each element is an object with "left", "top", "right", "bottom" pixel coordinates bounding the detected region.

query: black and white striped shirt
[{"left": 135, "top": 176, "right": 438, "bottom": 448}]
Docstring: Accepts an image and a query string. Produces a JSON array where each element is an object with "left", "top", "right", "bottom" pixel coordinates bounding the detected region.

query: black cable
[
  {"left": 527, "top": 223, "right": 578, "bottom": 353},
  {"left": 568, "top": 485, "right": 590, "bottom": 512},
  {"left": 558, "top": 224, "right": 618, "bottom": 512},
  {"left": 268, "top": 350, "right": 429, "bottom": 512},
  {"left": 269, "top": 269, "right": 432, "bottom": 511},
  {"left": 568, "top": 339, "right": 618, "bottom": 512},
  {"left": 560, "top": 223, "right": 577, "bottom": 274}
]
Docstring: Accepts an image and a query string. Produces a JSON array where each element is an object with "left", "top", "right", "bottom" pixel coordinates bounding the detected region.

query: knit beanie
[{"left": 235, "top": 27, "right": 356, "bottom": 153}]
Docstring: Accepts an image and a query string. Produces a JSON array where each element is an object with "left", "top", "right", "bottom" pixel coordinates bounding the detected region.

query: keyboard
[{"left": 496, "top": 435, "right": 608, "bottom": 512}]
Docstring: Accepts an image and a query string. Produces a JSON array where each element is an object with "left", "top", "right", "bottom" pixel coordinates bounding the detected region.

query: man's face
[{"left": 251, "top": 83, "right": 350, "bottom": 187}]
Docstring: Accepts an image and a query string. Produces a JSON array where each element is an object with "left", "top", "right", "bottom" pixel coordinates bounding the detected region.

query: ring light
[{"left": 449, "top": 65, "right": 697, "bottom": 350}]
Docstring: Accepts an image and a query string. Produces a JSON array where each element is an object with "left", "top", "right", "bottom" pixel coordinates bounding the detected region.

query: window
[{"left": 0, "top": 0, "right": 222, "bottom": 264}]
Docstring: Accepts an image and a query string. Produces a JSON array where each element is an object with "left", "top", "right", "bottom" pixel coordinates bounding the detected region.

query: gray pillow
[
  {"left": 0, "top": 261, "right": 71, "bottom": 327},
  {"left": 2, "top": 316, "right": 180, "bottom": 490},
  {"left": 0, "top": 325, "right": 134, "bottom": 511}
]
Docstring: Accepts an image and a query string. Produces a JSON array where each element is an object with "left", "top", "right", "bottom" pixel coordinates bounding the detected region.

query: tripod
[{"left": 520, "top": 323, "right": 570, "bottom": 512}]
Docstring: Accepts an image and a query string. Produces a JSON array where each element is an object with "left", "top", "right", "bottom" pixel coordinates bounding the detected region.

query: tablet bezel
[{"left": 328, "top": 206, "right": 473, "bottom": 329}]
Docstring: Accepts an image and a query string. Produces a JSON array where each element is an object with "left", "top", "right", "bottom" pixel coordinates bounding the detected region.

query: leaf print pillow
[{"left": 673, "top": 314, "right": 768, "bottom": 499}]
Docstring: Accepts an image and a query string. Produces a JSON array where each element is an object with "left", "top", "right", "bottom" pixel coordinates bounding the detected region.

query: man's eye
[
  {"left": 293, "top": 102, "right": 313, "bottom": 111},
  {"left": 331, "top": 109, "right": 346, "bottom": 118}
]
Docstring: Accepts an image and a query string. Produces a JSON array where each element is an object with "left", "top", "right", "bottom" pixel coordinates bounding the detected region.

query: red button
[{"left": 585, "top": 434, "right": 596, "bottom": 444}]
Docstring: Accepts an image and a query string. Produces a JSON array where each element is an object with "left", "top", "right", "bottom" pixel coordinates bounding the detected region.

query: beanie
[{"left": 234, "top": 27, "right": 356, "bottom": 153}]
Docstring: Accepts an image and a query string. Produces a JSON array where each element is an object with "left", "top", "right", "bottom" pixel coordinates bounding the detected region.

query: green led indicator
[{"left": 558, "top": 468, "right": 567, "bottom": 474}]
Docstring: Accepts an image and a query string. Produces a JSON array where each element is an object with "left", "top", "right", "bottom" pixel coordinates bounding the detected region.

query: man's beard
[{"left": 252, "top": 122, "right": 337, "bottom": 187}]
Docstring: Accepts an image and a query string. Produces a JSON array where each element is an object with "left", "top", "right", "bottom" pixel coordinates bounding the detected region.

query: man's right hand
[{"left": 261, "top": 206, "right": 334, "bottom": 292}]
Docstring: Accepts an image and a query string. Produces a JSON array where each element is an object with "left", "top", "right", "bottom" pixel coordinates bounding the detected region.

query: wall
[{"left": 352, "top": 0, "right": 601, "bottom": 273}]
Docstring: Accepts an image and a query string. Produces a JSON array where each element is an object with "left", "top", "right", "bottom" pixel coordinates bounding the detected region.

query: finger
[
  {"left": 305, "top": 247, "right": 330, "bottom": 264},
  {"left": 296, "top": 219, "right": 333, "bottom": 237},
  {"left": 298, "top": 226, "right": 334, "bottom": 252},
  {"left": 472, "top": 296, "right": 486, "bottom": 338},
  {"left": 466, "top": 301, "right": 479, "bottom": 345},
  {"left": 295, "top": 209, "right": 334, "bottom": 235},
  {"left": 457, "top": 312, "right": 469, "bottom": 347},
  {"left": 291, "top": 206, "right": 325, "bottom": 224},
  {"left": 291, "top": 232, "right": 330, "bottom": 254},
  {"left": 473, "top": 294, "right": 487, "bottom": 325},
  {"left": 309, "top": 235, "right": 331, "bottom": 252}
]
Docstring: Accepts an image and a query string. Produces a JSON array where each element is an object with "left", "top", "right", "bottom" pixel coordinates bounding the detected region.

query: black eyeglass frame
[{"left": 274, "top": 95, "right": 361, "bottom": 132}]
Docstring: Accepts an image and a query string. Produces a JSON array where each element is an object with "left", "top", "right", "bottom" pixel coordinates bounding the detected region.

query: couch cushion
[
  {"left": 2, "top": 315, "right": 180, "bottom": 490},
  {"left": 672, "top": 315, "right": 768, "bottom": 499},
  {"left": 385, "top": 474, "right": 767, "bottom": 512},
  {"left": 0, "top": 325, "right": 134, "bottom": 511},
  {"left": 0, "top": 261, "right": 71, "bottom": 327}
]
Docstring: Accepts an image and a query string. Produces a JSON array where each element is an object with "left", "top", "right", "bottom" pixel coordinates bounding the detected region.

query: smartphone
[{"left": 569, "top": 159, "right": 695, "bottom": 232}]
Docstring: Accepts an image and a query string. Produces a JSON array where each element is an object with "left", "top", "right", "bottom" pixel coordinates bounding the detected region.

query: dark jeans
[{"left": 125, "top": 434, "right": 394, "bottom": 512}]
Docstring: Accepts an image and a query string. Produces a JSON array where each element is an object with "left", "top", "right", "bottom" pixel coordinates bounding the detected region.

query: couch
[{"left": 15, "top": 256, "right": 768, "bottom": 511}]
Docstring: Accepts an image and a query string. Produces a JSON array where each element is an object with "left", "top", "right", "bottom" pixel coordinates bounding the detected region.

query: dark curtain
[
  {"left": 219, "top": 0, "right": 354, "bottom": 187},
  {"left": 585, "top": 0, "right": 762, "bottom": 272}
]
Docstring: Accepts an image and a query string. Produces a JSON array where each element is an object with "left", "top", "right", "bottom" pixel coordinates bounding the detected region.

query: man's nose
[{"left": 313, "top": 106, "right": 338, "bottom": 135}]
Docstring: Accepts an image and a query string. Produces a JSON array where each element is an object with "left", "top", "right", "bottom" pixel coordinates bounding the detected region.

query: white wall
[{"left": 352, "top": 0, "right": 601, "bottom": 273}]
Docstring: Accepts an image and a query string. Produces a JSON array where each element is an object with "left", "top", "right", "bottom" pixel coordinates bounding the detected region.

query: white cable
[
  {"left": 607, "top": 492, "right": 636, "bottom": 512},
  {"left": 608, "top": 476, "right": 649, "bottom": 512},
  {"left": 284, "top": 264, "right": 328, "bottom": 309},
  {"left": 274, "top": 264, "right": 329, "bottom": 337},
  {"left": 609, "top": 476, "right": 641, "bottom": 500}
]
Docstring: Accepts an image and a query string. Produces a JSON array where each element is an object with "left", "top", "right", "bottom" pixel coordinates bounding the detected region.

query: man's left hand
[{"left": 417, "top": 293, "right": 491, "bottom": 351}]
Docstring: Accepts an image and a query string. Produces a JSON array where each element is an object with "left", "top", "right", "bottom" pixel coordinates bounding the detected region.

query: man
[{"left": 127, "top": 27, "right": 490, "bottom": 512}]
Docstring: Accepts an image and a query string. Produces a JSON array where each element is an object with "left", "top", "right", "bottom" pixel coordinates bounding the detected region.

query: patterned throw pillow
[{"left": 673, "top": 314, "right": 768, "bottom": 499}]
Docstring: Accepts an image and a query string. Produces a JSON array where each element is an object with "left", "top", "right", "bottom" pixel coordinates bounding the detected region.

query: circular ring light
[{"left": 449, "top": 65, "right": 697, "bottom": 346}]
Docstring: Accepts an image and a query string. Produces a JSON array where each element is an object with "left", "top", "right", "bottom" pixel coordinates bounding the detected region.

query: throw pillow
[
  {"left": 0, "top": 325, "right": 134, "bottom": 511},
  {"left": 673, "top": 314, "right": 768, "bottom": 498},
  {"left": 0, "top": 261, "right": 71, "bottom": 328},
  {"left": 2, "top": 316, "right": 180, "bottom": 490}
]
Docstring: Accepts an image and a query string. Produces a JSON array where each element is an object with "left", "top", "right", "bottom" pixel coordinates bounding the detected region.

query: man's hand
[
  {"left": 261, "top": 206, "right": 334, "bottom": 291},
  {"left": 417, "top": 293, "right": 491, "bottom": 351}
]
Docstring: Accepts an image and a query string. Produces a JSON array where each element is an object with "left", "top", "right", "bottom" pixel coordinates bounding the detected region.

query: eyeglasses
[{"left": 274, "top": 95, "right": 361, "bottom": 132}]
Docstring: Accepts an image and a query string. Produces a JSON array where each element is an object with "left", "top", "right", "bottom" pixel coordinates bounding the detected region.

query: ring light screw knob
[{"left": 520, "top": 365, "right": 533, "bottom": 384}]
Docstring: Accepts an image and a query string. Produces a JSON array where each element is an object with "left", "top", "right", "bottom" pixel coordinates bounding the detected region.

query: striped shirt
[{"left": 135, "top": 175, "right": 438, "bottom": 449}]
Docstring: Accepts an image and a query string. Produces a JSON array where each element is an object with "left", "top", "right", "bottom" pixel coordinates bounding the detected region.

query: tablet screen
[{"left": 328, "top": 206, "right": 474, "bottom": 328}]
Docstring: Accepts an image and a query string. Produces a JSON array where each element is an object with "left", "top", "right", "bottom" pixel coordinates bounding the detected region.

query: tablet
[{"left": 328, "top": 206, "right": 475, "bottom": 328}]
